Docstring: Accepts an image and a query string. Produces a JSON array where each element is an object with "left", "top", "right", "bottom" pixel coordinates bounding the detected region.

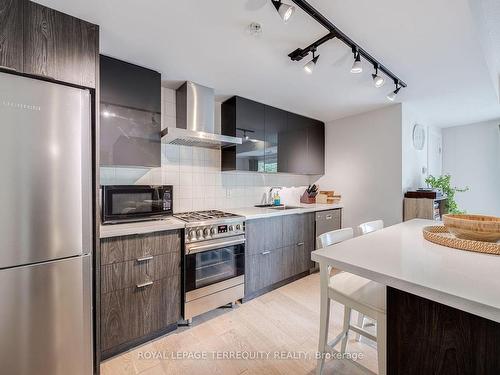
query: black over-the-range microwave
[{"left": 101, "top": 185, "right": 173, "bottom": 224}]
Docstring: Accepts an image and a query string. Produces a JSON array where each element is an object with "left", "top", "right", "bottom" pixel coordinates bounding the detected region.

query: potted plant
[{"left": 425, "top": 174, "right": 469, "bottom": 214}]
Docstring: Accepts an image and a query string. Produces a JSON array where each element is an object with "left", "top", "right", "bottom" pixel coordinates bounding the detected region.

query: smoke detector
[{"left": 247, "top": 22, "right": 263, "bottom": 36}]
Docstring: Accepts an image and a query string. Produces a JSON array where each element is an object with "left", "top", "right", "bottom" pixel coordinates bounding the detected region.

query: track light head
[
  {"left": 350, "top": 52, "right": 362, "bottom": 74},
  {"left": 303, "top": 50, "right": 319, "bottom": 74},
  {"left": 372, "top": 66, "right": 385, "bottom": 88},
  {"left": 387, "top": 83, "right": 401, "bottom": 101},
  {"left": 272, "top": 0, "right": 295, "bottom": 23}
]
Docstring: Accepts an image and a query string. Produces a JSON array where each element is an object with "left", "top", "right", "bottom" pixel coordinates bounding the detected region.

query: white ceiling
[{"left": 36, "top": 0, "right": 500, "bottom": 127}]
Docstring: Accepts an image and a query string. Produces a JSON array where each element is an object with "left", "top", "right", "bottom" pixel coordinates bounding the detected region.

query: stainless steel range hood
[{"left": 161, "top": 81, "right": 242, "bottom": 149}]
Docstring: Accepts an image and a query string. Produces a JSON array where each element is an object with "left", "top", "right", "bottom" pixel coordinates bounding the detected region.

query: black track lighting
[
  {"left": 303, "top": 49, "right": 319, "bottom": 74},
  {"left": 387, "top": 82, "right": 401, "bottom": 101},
  {"left": 372, "top": 66, "right": 385, "bottom": 88},
  {"left": 350, "top": 51, "right": 362, "bottom": 74},
  {"left": 274, "top": 0, "right": 407, "bottom": 96},
  {"left": 272, "top": 0, "right": 295, "bottom": 23}
]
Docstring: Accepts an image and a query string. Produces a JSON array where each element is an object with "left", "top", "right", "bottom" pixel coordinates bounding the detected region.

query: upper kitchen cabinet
[
  {"left": 305, "top": 118, "right": 325, "bottom": 175},
  {"left": 221, "top": 96, "right": 325, "bottom": 175},
  {"left": 23, "top": 1, "right": 98, "bottom": 87},
  {"left": 99, "top": 56, "right": 161, "bottom": 167},
  {"left": 264, "top": 106, "right": 287, "bottom": 173},
  {"left": 0, "top": 0, "right": 98, "bottom": 87},
  {"left": 0, "top": 0, "right": 24, "bottom": 72},
  {"left": 221, "top": 96, "right": 266, "bottom": 172}
]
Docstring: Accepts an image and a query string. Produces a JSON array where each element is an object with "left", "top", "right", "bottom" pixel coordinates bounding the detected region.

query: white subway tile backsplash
[{"left": 179, "top": 172, "right": 193, "bottom": 186}]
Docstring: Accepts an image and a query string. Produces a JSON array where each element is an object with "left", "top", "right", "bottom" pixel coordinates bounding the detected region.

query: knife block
[{"left": 300, "top": 191, "right": 316, "bottom": 204}]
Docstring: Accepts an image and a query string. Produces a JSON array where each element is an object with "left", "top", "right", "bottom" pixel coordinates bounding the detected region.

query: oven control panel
[{"left": 185, "top": 221, "right": 245, "bottom": 243}]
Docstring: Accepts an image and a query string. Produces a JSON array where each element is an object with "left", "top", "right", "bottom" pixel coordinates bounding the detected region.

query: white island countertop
[
  {"left": 227, "top": 203, "right": 343, "bottom": 220},
  {"left": 311, "top": 219, "right": 500, "bottom": 323}
]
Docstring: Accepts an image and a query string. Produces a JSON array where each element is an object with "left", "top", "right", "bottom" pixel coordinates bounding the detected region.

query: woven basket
[{"left": 423, "top": 225, "right": 500, "bottom": 255}]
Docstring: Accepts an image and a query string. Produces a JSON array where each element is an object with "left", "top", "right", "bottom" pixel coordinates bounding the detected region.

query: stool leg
[
  {"left": 376, "top": 314, "right": 387, "bottom": 375},
  {"left": 340, "top": 306, "right": 351, "bottom": 354},
  {"left": 355, "top": 312, "right": 365, "bottom": 341},
  {"left": 316, "top": 264, "right": 331, "bottom": 375}
]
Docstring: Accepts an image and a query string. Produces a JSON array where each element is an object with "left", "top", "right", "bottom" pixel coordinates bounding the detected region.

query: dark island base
[{"left": 387, "top": 287, "right": 500, "bottom": 375}]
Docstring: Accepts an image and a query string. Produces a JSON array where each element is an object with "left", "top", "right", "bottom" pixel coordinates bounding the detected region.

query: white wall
[
  {"left": 402, "top": 104, "right": 442, "bottom": 192},
  {"left": 442, "top": 119, "right": 500, "bottom": 215},
  {"left": 313, "top": 105, "right": 403, "bottom": 229},
  {"left": 101, "top": 88, "right": 311, "bottom": 213}
]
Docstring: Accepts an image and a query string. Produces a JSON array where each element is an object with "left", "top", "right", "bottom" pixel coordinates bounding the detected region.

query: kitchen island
[{"left": 311, "top": 219, "right": 500, "bottom": 375}]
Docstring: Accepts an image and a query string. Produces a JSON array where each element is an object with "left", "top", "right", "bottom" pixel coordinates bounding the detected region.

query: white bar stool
[
  {"left": 316, "top": 228, "right": 386, "bottom": 375},
  {"left": 355, "top": 220, "right": 384, "bottom": 341}
]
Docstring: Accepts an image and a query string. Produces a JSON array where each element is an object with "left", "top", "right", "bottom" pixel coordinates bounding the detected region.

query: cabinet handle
[
  {"left": 136, "top": 280, "right": 154, "bottom": 289},
  {"left": 261, "top": 251, "right": 271, "bottom": 255},
  {"left": 0, "top": 65, "right": 17, "bottom": 72},
  {"left": 136, "top": 256, "right": 154, "bottom": 263},
  {"left": 326, "top": 215, "right": 332, "bottom": 220},
  {"left": 297, "top": 242, "right": 304, "bottom": 246}
]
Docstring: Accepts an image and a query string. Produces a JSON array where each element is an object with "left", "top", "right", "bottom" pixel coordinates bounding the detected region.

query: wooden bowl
[{"left": 442, "top": 214, "right": 500, "bottom": 242}]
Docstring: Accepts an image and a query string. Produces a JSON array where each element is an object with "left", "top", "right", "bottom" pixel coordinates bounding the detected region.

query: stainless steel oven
[
  {"left": 101, "top": 185, "right": 172, "bottom": 224},
  {"left": 174, "top": 211, "right": 245, "bottom": 322}
]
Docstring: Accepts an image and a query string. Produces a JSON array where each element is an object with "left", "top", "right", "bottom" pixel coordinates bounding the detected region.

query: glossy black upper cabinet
[
  {"left": 221, "top": 96, "right": 325, "bottom": 175},
  {"left": 100, "top": 56, "right": 161, "bottom": 167},
  {"left": 221, "top": 97, "right": 265, "bottom": 172},
  {"left": 306, "top": 118, "right": 325, "bottom": 175},
  {"left": 265, "top": 106, "right": 287, "bottom": 173},
  {"left": 100, "top": 55, "right": 161, "bottom": 112}
]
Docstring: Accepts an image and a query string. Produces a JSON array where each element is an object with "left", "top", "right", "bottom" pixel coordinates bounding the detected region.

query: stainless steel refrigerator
[{"left": 0, "top": 72, "right": 93, "bottom": 374}]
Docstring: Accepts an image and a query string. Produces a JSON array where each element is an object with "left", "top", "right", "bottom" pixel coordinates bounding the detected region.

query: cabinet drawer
[
  {"left": 100, "top": 274, "right": 180, "bottom": 351},
  {"left": 245, "top": 248, "right": 283, "bottom": 296},
  {"left": 101, "top": 252, "right": 180, "bottom": 294},
  {"left": 101, "top": 230, "right": 181, "bottom": 265},
  {"left": 283, "top": 213, "right": 315, "bottom": 246},
  {"left": 246, "top": 217, "right": 283, "bottom": 255}
]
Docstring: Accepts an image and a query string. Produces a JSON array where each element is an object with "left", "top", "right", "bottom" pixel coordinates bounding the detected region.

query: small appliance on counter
[
  {"left": 174, "top": 210, "right": 245, "bottom": 323},
  {"left": 101, "top": 185, "right": 173, "bottom": 224}
]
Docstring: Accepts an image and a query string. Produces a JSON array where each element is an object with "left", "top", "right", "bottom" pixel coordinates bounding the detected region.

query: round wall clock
[{"left": 412, "top": 124, "right": 425, "bottom": 150}]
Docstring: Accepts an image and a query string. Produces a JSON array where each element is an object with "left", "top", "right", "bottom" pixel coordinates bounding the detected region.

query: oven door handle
[{"left": 187, "top": 238, "right": 246, "bottom": 254}]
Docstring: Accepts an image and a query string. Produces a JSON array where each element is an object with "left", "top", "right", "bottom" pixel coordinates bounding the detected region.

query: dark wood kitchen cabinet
[
  {"left": 0, "top": 0, "right": 98, "bottom": 88},
  {"left": 0, "top": 0, "right": 24, "bottom": 71},
  {"left": 100, "top": 230, "right": 181, "bottom": 359},
  {"left": 24, "top": 1, "right": 98, "bottom": 87},
  {"left": 222, "top": 96, "right": 325, "bottom": 175},
  {"left": 244, "top": 212, "right": 317, "bottom": 299}
]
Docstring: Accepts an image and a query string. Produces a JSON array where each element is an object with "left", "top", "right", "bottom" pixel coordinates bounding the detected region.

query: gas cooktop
[{"left": 173, "top": 210, "right": 242, "bottom": 223}]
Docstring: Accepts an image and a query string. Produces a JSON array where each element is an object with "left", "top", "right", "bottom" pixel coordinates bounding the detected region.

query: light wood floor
[{"left": 101, "top": 273, "right": 378, "bottom": 375}]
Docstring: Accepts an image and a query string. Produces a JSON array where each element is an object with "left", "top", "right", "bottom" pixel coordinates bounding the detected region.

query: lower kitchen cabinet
[
  {"left": 244, "top": 212, "right": 320, "bottom": 300},
  {"left": 246, "top": 249, "right": 283, "bottom": 295},
  {"left": 99, "top": 230, "right": 181, "bottom": 359}
]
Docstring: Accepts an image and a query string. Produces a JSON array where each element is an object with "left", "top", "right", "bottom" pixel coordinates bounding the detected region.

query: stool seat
[{"left": 329, "top": 273, "right": 386, "bottom": 314}]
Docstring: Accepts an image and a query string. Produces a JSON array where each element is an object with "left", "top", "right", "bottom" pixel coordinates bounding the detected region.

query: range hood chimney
[{"left": 161, "top": 81, "right": 242, "bottom": 149}]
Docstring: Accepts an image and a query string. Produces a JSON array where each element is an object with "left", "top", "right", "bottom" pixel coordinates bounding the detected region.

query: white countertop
[
  {"left": 311, "top": 219, "right": 500, "bottom": 323},
  {"left": 99, "top": 204, "right": 343, "bottom": 238},
  {"left": 100, "top": 218, "right": 185, "bottom": 239},
  {"left": 227, "top": 203, "right": 343, "bottom": 220}
]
